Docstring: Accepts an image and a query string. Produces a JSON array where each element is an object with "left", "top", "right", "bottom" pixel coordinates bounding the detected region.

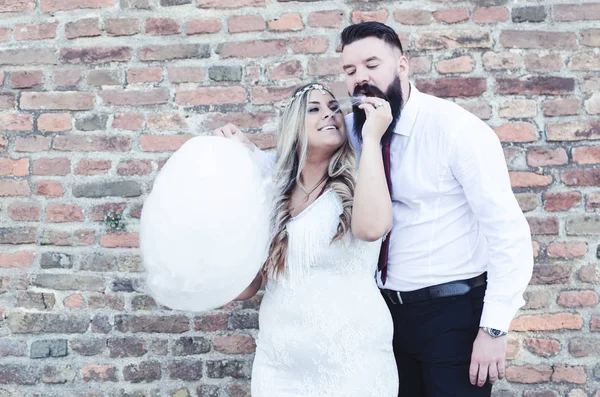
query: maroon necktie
[{"left": 377, "top": 135, "right": 393, "bottom": 285}]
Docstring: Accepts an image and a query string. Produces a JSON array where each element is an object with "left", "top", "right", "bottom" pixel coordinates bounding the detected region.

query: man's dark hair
[{"left": 341, "top": 22, "right": 403, "bottom": 54}]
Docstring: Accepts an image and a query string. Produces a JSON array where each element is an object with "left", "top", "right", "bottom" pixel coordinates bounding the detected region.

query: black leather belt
[{"left": 381, "top": 272, "right": 487, "bottom": 305}]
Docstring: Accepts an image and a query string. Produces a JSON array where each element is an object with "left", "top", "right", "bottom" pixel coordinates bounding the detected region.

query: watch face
[{"left": 491, "top": 329, "right": 503, "bottom": 337}]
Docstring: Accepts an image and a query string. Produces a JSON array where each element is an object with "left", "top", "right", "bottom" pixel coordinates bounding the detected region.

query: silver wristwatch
[{"left": 481, "top": 327, "right": 507, "bottom": 338}]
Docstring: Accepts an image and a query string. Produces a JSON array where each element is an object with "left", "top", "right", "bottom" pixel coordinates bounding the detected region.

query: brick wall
[{"left": 0, "top": 0, "right": 599, "bottom": 396}]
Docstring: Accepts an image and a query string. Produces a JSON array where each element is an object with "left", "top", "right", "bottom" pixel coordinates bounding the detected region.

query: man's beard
[{"left": 352, "top": 76, "right": 403, "bottom": 144}]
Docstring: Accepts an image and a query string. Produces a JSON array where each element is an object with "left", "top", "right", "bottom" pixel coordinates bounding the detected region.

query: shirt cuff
[{"left": 479, "top": 300, "right": 519, "bottom": 333}]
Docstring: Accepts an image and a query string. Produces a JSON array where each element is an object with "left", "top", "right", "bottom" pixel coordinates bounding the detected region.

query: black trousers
[{"left": 383, "top": 284, "right": 492, "bottom": 397}]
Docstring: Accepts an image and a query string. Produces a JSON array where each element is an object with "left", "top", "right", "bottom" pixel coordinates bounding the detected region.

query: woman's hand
[{"left": 213, "top": 123, "right": 253, "bottom": 146}]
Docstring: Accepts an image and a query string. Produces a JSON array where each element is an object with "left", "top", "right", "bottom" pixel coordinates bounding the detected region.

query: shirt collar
[{"left": 394, "top": 82, "right": 421, "bottom": 137}]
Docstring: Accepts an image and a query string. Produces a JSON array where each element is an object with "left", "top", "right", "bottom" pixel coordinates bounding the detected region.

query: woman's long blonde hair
[{"left": 263, "top": 83, "right": 357, "bottom": 278}]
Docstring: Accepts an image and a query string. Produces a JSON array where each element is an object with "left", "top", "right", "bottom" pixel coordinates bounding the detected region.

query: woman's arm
[{"left": 234, "top": 272, "right": 264, "bottom": 301}]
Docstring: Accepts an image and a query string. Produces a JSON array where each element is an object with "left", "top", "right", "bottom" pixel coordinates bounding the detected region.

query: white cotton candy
[{"left": 140, "top": 136, "right": 272, "bottom": 312}]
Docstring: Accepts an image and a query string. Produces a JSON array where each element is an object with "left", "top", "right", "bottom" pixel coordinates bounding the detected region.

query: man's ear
[{"left": 397, "top": 55, "right": 410, "bottom": 79}]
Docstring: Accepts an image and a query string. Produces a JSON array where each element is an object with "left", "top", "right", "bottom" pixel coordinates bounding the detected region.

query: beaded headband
[{"left": 290, "top": 83, "right": 327, "bottom": 103}]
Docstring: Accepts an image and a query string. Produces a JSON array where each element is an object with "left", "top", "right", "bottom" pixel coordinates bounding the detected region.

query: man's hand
[
  {"left": 469, "top": 328, "right": 507, "bottom": 387},
  {"left": 212, "top": 123, "right": 252, "bottom": 146}
]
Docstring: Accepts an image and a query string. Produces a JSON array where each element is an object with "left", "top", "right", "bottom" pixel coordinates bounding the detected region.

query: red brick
[
  {"left": 0, "top": 93, "right": 14, "bottom": 110},
  {"left": 61, "top": 47, "right": 131, "bottom": 64},
  {"left": 35, "top": 181, "right": 63, "bottom": 197},
  {"left": 587, "top": 193, "right": 600, "bottom": 211},
  {"left": 591, "top": 316, "right": 600, "bottom": 332},
  {"left": 100, "top": 232, "right": 139, "bottom": 248},
  {"left": 531, "top": 263, "right": 572, "bottom": 285},
  {"left": 573, "top": 146, "right": 600, "bottom": 165},
  {"left": 547, "top": 121, "right": 600, "bottom": 141},
  {"left": 551, "top": 365, "right": 586, "bottom": 384},
  {"left": 0, "top": 28, "right": 9, "bottom": 41},
  {"left": 65, "top": 18, "right": 101, "bottom": 39},
  {"left": 127, "top": 67, "right": 162, "bottom": 84},
  {"left": 186, "top": 18, "right": 221, "bottom": 35},
  {"left": 394, "top": 9, "right": 432, "bottom": 25},
  {"left": 88, "top": 70, "right": 122, "bottom": 86},
  {"left": 0, "top": 0, "right": 35, "bottom": 12},
  {"left": 291, "top": 37, "right": 328, "bottom": 54},
  {"left": 505, "top": 338, "right": 520, "bottom": 360},
  {"left": 0, "top": 252, "right": 35, "bottom": 269},
  {"left": 0, "top": 158, "right": 29, "bottom": 177},
  {"left": 0, "top": 114, "right": 33, "bottom": 132},
  {"left": 139, "top": 134, "right": 193, "bottom": 152},
  {"left": 409, "top": 57, "right": 432, "bottom": 75},
  {"left": 0, "top": 136, "right": 6, "bottom": 152},
  {"left": 494, "top": 122, "right": 537, "bottom": 143},
  {"left": 542, "top": 99, "right": 579, "bottom": 117},
  {"left": 482, "top": 52, "right": 522, "bottom": 70},
  {"left": 500, "top": 31, "right": 576, "bottom": 50},
  {"left": 37, "top": 113, "right": 72, "bottom": 132},
  {"left": 267, "top": 61, "right": 302, "bottom": 81},
  {"left": 42, "top": 0, "right": 115, "bottom": 12},
  {"left": 473, "top": 6, "right": 509, "bottom": 23},
  {"left": 510, "top": 172, "right": 553, "bottom": 188},
  {"left": 100, "top": 88, "right": 169, "bottom": 106},
  {"left": 117, "top": 160, "right": 152, "bottom": 176},
  {"left": 570, "top": 53, "right": 600, "bottom": 71},
  {"left": 218, "top": 40, "right": 286, "bottom": 58},
  {"left": 496, "top": 77, "right": 574, "bottom": 95},
  {"left": 53, "top": 69, "right": 82, "bottom": 88},
  {"left": 516, "top": 193, "right": 538, "bottom": 212},
  {"left": 499, "top": 100, "right": 537, "bottom": 119},
  {"left": 543, "top": 192, "right": 582, "bottom": 212},
  {"left": 41, "top": 229, "right": 95, "bottom": 246},
  {"left": 105, "top": 18, "right": 139, "bottom": 36},
  {"left": 175, "top": 87, "right": 245, "bottom": 106},
  {"left": 47, "top": 204, "right": 84, "bottom": 223},
  {"left": 0, "top": 48, "right": 57, "bottom": 65},
  {"left": 528, "top": 217, "right": 559, "bottom": 235},
  {"left": 308, "top": 10, "right": 344, "bottom": 28},
  {"left": 32, "top": 158, "right": 70, "bottom": 176},
  {"left": 582, "top": 28, "right": 600, "bottom": 47},
  {"left": 558, "top": 290, "right": 599, "bottom": 308},
  {"left": 524, "top": 289, "right": 548, "bottom": 309},
  {"left": 168, "top": 67, "right": 204, "bottom": 83},
  {"left": 197, "top": 0, "right": 263, "bottom": 7},
  {"left": 112, "top": 113, "right": 144, "bottom": 130},
  {"left": 351, "top": 10, "right": 388, "bottom": 24},
  {"left": 525, "top": 54, "right": 563, "bottom": 72},
  {"left": 21, "top": 92, "right": 94, "bottom": 110},
  {"left": 81, "top": 364, "right": 118, "bottom": 382},
  {"left": 308, "top": 57, "right": 341, "bottom": 77},
  {"left": 527, "top": 148, "right": 569, "bottom": 167},
  {"left": 505, "top": 365, "right": 552, "bottom": 383},
  {"left": 10, "top": 71, "right": 44, "bottom": 89},
  {"left": 268, "top": 13, "right": 303, "bottom": 31},
  {"left": 433, "top": 8, "right": 469, "bottom": 24},
  {"left": 227, "top": 15, "right": 264, "bottom": 33},
  {"left": 8, "top": 202, "right": 41, "bottom": 221},
  {"left": 416, "top": 78, "right": 486, "bottom": 98},
  {"left": 585, "top": 94, "right": 600, "bottom": 115},
  {"left": 15, "top": 22, "right": 57, "bottom": 41},
  {"left": 417, "top": 31, "right": 492, "bottom": 50},
  {"left": 579, "top": 264, "right": 598, "bottom": 283},
  {"left": 212, "top": 335, "right": 256, "bottom": 354},
  {"left": 203, "top": 112, "right": 277, "bottom": 130},
  {"left": 75, "top": 159, "right": 111, "bottom": 175},
  {"left": 511, "top": 313, "right": 583, "bottom": 331},
  {"left": 64, "top": 294, "right": 84, "bottom": 309},
  {"left": 195, "top": 313, "right": 228, "bottom": 332},
  {"left": 89, "top": 203, "right": 126, "bottom": 222},
  {"left": 436, "top": 56, "right": 473, "bottom": 74},
  {"left": 524, "top": 338, "right": 561, "bottom": 357},
  {"left": 53, "top": 135, "right": 131, "bottom": 152},
  {"left": 145, "top": 18, "right": 179, "bottom": 36},
  {"left": 562, "top": 169, "right": 600, "bottom": 186},
  {"left": 146, "top": 114, "right": 187, "bottom": 130},
  {"left": 251, "top": 85, "right": 298, "bottom": 105},
  {"left": 552, "top": 3, "right": 600, "bottom": 21},
  {"left": 547, "top": 241, "right": 587, "bottom": 258}
]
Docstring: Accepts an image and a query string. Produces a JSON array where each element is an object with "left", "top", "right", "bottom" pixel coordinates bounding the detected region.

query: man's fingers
[
  {"left": 477, "top": 363, "right": 489, "bottom": 387},
  {"left": 469, "top": 361, "right": 479, "bottom": 386},
  {"left": 488, "top": 362, "right": 499, "bottom": 384},
  {"left": 498, "top": 359, "right": 506, "bottom": 380}
]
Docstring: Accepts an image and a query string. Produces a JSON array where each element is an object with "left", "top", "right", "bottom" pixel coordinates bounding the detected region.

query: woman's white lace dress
[{"left": 251, "top": 189, "right": 399, "bottom": 397}]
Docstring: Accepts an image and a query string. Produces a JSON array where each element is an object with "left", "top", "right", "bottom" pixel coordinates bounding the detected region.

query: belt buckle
[{"left": 396, "top": 291, "right": 404, "bottom": 304}]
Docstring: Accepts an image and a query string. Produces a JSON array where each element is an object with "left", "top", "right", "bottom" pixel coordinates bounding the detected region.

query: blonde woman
[{"left": 214, "top": 83, "right": 398, "bottom": 396}]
